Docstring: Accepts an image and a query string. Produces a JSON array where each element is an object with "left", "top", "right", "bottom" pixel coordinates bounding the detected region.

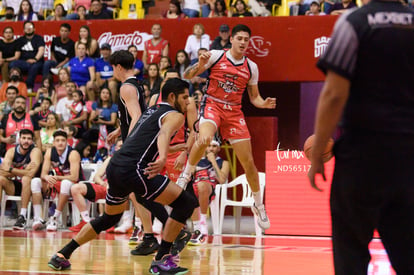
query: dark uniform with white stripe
[
  {"left": 11, "top": 145, "right": 34, "bottom": 196},
  {"left": 118, "top": 77, "right": 146, "bottom": 141},
  {"left": 317, "top": 1, "right": 414, "bottom": 274},
  {"left": 106, "top": 103, "right": 178, "bottom": 205}
]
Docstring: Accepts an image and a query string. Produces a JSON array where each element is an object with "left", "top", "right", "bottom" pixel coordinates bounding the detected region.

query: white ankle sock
[
  {"left": 252, "top": 191, "right": 262, "bottom": 206},
  {"left": 33, "top": 205, "right": 42, "bottom": 220},
  {"left": 53, "top": 210, "right": 61, "bottom": 218},
  {"left": 193, "top": 220, "right": 201, "bottom": 232},
  {"left": 81, "top": 211, "right": 90, "bottom": 222},
  {"left": 183, "top": 161, "right": 195, "bottom": 176},
  {"left": 20, "top": 208, "right": 27, "bottom": 218}
]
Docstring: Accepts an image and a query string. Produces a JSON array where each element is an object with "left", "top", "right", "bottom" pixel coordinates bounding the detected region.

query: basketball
[{"left": 304, "top": 134, "right": 334, "bottom": 162}]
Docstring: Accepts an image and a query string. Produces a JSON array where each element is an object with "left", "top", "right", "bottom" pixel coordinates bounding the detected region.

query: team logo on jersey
[
  {"left": 220, "top": 63, "right": 227, "bottom": 70},
  {"left": 314, "top": 36, "right": 331, "bottom": 58},
  {"left": 218, "top": 74, "right": 239, "bottom": 93},
  {"left": 239, "top": 118, "right": 246, "bottom": 126},
  {"left": 229, "top": 128, "right": 237, "bottom": 135}
]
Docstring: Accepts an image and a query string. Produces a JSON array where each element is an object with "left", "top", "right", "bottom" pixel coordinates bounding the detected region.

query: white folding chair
[
  {"left": 219, "top": 172, "right": 266, "bottom": 236},
  {"left": 210, "top": 183, "right": 223, "bottom": 235},
  {"left": 1, "top": 190, "right": 31, "bottom": 228}
]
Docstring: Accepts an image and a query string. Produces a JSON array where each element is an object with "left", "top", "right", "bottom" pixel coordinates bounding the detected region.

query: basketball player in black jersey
[
  {"left": 0, "top": 129, "right": 42, "bottom": 230},
  {"left": 48, "top": 78, "right": 198, "bottom": 274}
]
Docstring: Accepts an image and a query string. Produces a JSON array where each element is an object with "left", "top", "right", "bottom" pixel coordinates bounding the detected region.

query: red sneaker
[
  {"left": 106, "top": 226, "right": 116, "bottom": 233},
  {"left": 69, "top": 220, "right": 87, "bottom": 232}
]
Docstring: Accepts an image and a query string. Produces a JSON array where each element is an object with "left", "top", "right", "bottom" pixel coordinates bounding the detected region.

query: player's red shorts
[
  {"left": 200, "top": 96, "right": 250, "bottom": 141},
  {"left": 192, "top": 179, "right": 216, "bottom": 202},
  {"left": 90, "top": 183, "right": 107, "bottom": 201},
  {"left": 163, "top": 150, "right": 187, "bottom": 183}
]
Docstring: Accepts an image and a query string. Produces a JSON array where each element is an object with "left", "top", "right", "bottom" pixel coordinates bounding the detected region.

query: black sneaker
[
  {"left": 188, "top": 230, "right": 207, "bottom": 246},
  {"left": 48, "top": 254, "right": 71, "bottom": 271},
  {"left": 130, "top": 236, "right": 159, "bottom": 255},
  {"left": 171, "top": 229, "right": 191, "bottom": 255},
  {"left": 149, "top": 254, "right": 188, "bottom": 274},
  {"left": 13, "top": 215, "right": 26, "bottom": 230}
]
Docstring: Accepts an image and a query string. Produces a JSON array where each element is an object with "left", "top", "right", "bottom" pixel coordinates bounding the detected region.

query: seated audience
[
  {"left": 46, "top": 4, "right": 67, "bottom": 20},
  {"left": 64, "top": 125, "right": 79, "bottom": 148},
  {"left": 142, "top": 63, "right": 162, "bottom": 97},
  {"left": 0, "top": 67, "right": 28, "bottom": 102},
  {"left": 75, "top": 25, "right": 99, "bottom": 59},
  {"left": 329, "top": 0, "right": 357, "bottom": 14},
  {"left": 33, "top": 75, "right": 57, "bottom": 108},
  {"left": 174, "top": 50, "right": 190, "bottom": 80},
  {"left": 54, "top": 68, "right": 71, "bottom": 101},
  {"left": 92, "top": 43, "right": 118, "bottom": 102},
  {"left": 68, "top": 43, "right": 95, "bottom": 97},
  {"left": 86, "top": 0, "right": 112, "bottom": 20},
  {"left": 209, "top": 0, "right": 228, "bottom": 17},
  {"left": 230, "top": 0, "right": 253, "bottom": 16},
  {"left": 0, "top": 86, "right": 18, "bottom": 121},
  {"left": 30, "top": 97, "right": 53, "bottom": 128},
  {"left": 127, "top": 45, "right": 144, "bottom": 81},
  {"left": 40, "top": 113, "right": 60, "bottom": 152},
  {"left": 162, "top": 0, "right": 186, "bottom": 19},
  {"left": 184, "top": 23, "right": 211, "bottom": 60},
  {"left": 0, "top": 26, "right": 21, "bottom": 82},
  {"left": 15, "top": 0, "right": 38, "bottom": 21}
]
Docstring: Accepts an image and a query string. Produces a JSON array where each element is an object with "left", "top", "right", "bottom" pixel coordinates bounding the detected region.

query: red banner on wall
[
  {"left": 0, "top": 16, "right": 337, "bottom": 82},
  {"left": 265, "top": 150, "right": 334, "bottom": 236}
]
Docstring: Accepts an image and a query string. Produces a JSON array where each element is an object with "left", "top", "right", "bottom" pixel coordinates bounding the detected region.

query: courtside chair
[
  {"left": 219, "top": 172, "right": 266, "bottom": 236},
  {"left": 0, "top": 190, "right": 31, "bottom": 228},
  {"left": 210, "top": 183, "right": 223, "bottom": 235}
]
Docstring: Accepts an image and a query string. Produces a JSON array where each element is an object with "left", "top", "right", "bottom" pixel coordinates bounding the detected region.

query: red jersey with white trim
[
  {"left": 144, "top": 38, "right": 169, "bottom": 65},
  {"left": 205, "top": 50, "right": 257, "bottom": 105}
]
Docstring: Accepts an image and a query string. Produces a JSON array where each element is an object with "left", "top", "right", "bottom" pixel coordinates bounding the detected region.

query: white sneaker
[
  {"left": 50, "top": 68, "right": 60, "bottom": 75},
  {"left": 46, "top": 217, "right": 58, "bottom": 231},
  {"left": 32, "top": 218, "right": 46, "bottom": 230},
  {"left": 176, "top": 172, "right": 192, "bottom": 189},
  {"left": 114, "top": 220, "right": 132, "bottom": 234},
  {"left": 251, "top": 204, "right": 270, "bottom": 230}
]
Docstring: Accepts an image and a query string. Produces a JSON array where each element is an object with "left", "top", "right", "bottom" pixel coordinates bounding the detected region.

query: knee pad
[
  {"left": 60, "top": 180, "right": 73, "bottom": 195},
  {"left": 169, "top": 191, "right": 199, "bottom": 224},
  {"left": 31, "top": 177, "right": 42, "bottom": 194},
  {"left": 90, "top": 212, "right": 123, "bottom": 233}
]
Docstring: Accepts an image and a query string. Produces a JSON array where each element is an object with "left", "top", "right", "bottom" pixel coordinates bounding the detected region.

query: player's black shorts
[
  {"left": 105, "top": 162, "right": 170, "bottom": 206},
  {"left": 12, "top": 179, "right": 22, "bottom": 196}
]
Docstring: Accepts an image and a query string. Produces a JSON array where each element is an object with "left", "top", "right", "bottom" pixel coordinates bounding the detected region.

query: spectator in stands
[
  {"left": 329, "top": 0, "right": 357, "bottom": 14},
  {"left": 43, "top": 23, "right": 74, "bottom": 77},
  {"left": 83, "top": 87, "right": 117, "bottom": 143},
  {"left": 142, "top": 63, "right": 162, "bottom": 97},
  {"left": 0, "top": 7, "right": 15, "bottom": 21},
  {"left": 200, "top": 0, "right": 215, "bottom": 17},
  {"left": 33, "top": 75, "right": 57, "bottom": 108},
  {"left": 162, "top": 0, "right": 186, "bottom": 19},
  {"left": 75, "top": 25, "right": 99, "bottom": 59},
  {"left": 31, "top": 130, "right": 83, "bottom": 231},
  {"left": 211, "top": 24, "right": 232, "bottom": 50},
  {"left": 0, "top": 68, "right": 28, "bottom": 102},
  {"left": 67, "top": 4, "right": 88, "bottom": 20},
  {"left": 0, "top": 95, "right": 41, "bottom": 152},
  {"left": 158, "top": 56, "right": 172, "bottom": 78},
  {"left": 15, "top": 0, "right": 38, "bottom": 21},
  {"left": 2, "top": 0, "right": 20, "bottom": 15},
  {"left": 10, "top": 21, "right": 44, "bottom": 92},
  {"left": 101, "top": 0, "right": 119, "bottom": 17},
  {"left": 185, "top": 23, "right": 211, "bottom": 60},
  {"left": 0, "top": 27, "right": 20, "bottom": 82},
  {"left": 64, "top": 125, "right": 78, "bottom": 148},
  {"left": 306, "top": 0, "right": 326, "bottom": 15},
  {"left": 30, "top": 97, "right": 53, "bottom": 128},
  {"left": 68, "top": 43, "right": 95, "bottom": 97},
  {"left": 86, "top": 0, "right": 112, "bottom": 20},
  {"left": 127, "top": 45, "right": 144, "bottom": 81},
  {"left": 46, "top": 4, "right": 67, "bottom": 20},
  {"left": 31, "top": 0, "right": 54, "bottom": 20},
  {"left": 0, "top": 86, "right": 18, "bottom": 121},
  {"left": 64, "top": 89, "right": 86, "bottom": 137},
  {"left": 174, "top": 50, "right": 190, "bottom": 80},
  {"left": 0, "top": 129, "right": 42, "bottom": 230},
  {"left": 193, "top": 89, "right": 204, "bottom": 109},
  {"left": 92, "top": 43, "right": 118, "bottom": 102},
  {"left": 68, "top": 137, "right": 123, "bottom": 232},
  {"left": 182, "top": 0, "right": 201, "bottom": 17},
  {"left": 189, "top": 48, "right": 209, "bottom": 93},
  {"left": 40, "top": 112, "right": 60, "bottom": 152},
  {"left": 209, "top": 0, "right": 228, "bottom": 17},
  {"left": 189, "top": 139, "right": 229, "bottom": 245},
  {"left": 55, "top": 68, "right": 71, "bottom": 101},
  {"left": 75, "top": 140, "right": 92, "bottom": 163},
  {"left": 230, "top": 0, "right": 253, "bottom": 16},
  {"left": 142, "top": 24, "right": 169, "bottom": 70}
]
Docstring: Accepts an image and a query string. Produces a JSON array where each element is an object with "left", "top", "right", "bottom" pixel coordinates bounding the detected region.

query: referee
[{"left": 308, "top": 1, "right": 414, "bottom": 275}]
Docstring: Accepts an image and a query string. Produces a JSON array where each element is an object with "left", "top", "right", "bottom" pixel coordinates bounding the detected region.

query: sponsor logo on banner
[
  {"left": 246, "top": 36, "right": 271, "bottom": 57},
  {"left": 314, "top": 36, "right": 330, "bottom": 58},
  {"left": 98, "top": 31, "right": 153, "bottom": 51}
]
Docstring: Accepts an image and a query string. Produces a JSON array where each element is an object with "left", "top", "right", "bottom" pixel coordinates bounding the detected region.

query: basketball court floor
[{"left": 0, "top": 217, "right": 396, "bottom": 275}]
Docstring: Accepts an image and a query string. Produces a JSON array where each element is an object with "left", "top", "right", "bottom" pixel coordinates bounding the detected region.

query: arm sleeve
[{"left": 316, "top": 14, "right": 359, "bottom": 80}]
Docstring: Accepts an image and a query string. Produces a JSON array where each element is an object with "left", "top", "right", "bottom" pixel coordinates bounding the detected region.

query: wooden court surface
[{"left": 0, "top": 229, "right": 396, "bottom": 275}]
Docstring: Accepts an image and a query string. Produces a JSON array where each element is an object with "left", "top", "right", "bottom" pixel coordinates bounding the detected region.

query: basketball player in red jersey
[
  {"left": 142, "top": 24, "right": 169, "bottom": 71},
  {"left": 178, "top": 24, "right": 276, "bottom": 230}
]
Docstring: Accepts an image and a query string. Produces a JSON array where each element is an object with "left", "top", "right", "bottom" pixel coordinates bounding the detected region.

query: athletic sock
[
  {"left": 58, "top": 239, "right": 80, "bottom": 259},
  {"left": 155, "top": 240, "right": 173, "bottom": 261}
]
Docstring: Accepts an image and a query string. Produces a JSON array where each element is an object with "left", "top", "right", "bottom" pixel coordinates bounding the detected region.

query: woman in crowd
[
  {"left": 162, "top": 0, "right": 186, "bottom": 19},
  {"left": 46, "top": 4, "right": 68, "bottom": 20},
  {"left": 184, "top": 23, "right": 211, "bottom": 60},
  {"left": 142, "top": 63, "right": 162, "bottom": 97},
  {"left": 209, "top": 0, "right": 228, "bottom": 17},
  {"left": 174, "top": 50, "right": 191, "bottom": 80},
  {"left": 15, "top": 0, "right": 38, "bottom": 21},
  {"left": 0, "top": 27, "right": 20, "bottom": 82},
  {"left": 0, "top": 67, "right": 28, "bottom": 102},
  {"left": 230, "top": 0, "right": 253, "bottom": 17},
  {"left": 33, "top": 75, "right": 56, "bottom": 108},
  {"left": 68, "top": 43, "right": 95, "bottom": 96},
  {"left": 75, "top": 140, "right": 92, "bottom": 163},
  {"left": 55, "top": 68, "right": 71, "bottom": 101},
  {"left": 40, "top": 112, "right": 60, "bottom": 152},
  {"left": 83, "top": 88, "right": 118, "bottom": 143},
  {"left": 158, "top": 56, "right": 172, "bottom": 78},
  {"left": 75, "top": 25, "right": 99, "bottom": 59}
]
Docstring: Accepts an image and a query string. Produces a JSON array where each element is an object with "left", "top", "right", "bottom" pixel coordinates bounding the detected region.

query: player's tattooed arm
[{"left": 183, "top": 63, "right": 201, "bottom": 79}]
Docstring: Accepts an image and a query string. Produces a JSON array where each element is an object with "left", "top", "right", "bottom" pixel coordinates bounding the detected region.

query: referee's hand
[{"left": 144, "top": 158, "right": 167, "bottom": 179}]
